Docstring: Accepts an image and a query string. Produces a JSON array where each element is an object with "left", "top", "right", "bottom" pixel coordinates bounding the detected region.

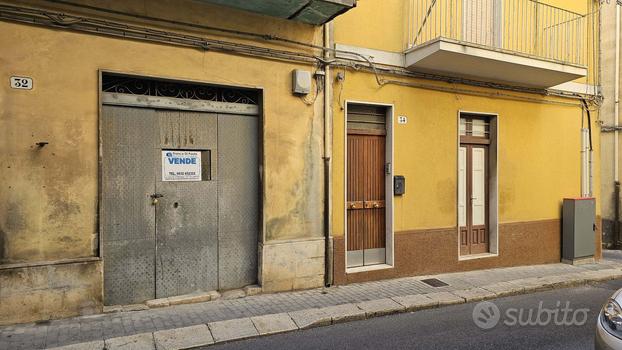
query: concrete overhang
[
  {"left": 405, "top": 38, "right": 587, "bottom": 89},
  {"left": 197, "top": 0, "right": 356, "bottom": 25}
]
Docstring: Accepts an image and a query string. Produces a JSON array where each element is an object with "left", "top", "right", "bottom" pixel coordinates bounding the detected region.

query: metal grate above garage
[{"left": 198, "top": 0, "right": 356, "bottom": 25}]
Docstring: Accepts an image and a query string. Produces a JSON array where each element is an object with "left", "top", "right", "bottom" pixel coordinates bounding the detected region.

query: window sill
[
  {"left": 346, "top": 263, "right": 394, "bottom": 274},
  {"left": 458, "top": 252, "right": 498, "bottom": 261}
]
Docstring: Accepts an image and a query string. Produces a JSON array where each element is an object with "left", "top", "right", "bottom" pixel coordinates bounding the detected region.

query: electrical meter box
[{"left": 562, "top": 198, "right": 595, "bottom": 264}]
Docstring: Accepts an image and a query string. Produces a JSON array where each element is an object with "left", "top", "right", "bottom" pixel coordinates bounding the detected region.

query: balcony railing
[{"left": 407, "top": 0, "right": 589, "bottom": 66}]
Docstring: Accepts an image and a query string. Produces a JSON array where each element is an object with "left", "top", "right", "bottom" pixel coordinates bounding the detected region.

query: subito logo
[{"left": 473, "top": 301, "right": 501, "bottom": 329}]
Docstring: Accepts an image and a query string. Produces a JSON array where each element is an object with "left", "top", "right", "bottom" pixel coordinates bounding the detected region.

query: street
[{"left": 203, "top": 279, "right": 622, "bottom": 350}]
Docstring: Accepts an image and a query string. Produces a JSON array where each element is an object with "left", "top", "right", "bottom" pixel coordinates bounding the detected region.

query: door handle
[
  {"left": 150, "top": 193, "right": 164, "bottom": 205},
  {"left": 347, "top": 201, "right": 364, "bottom": 209}
]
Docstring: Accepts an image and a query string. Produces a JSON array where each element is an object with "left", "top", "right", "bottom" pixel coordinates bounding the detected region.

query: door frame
[
  {"left": 97, "top": 69, "right": 264, "bottom": 300},
  {"left": 456, "top": 110, "right": 499, "bottom": 260},
  {"left": 343, "top": 100, "right": 394, "bottom": 273}
]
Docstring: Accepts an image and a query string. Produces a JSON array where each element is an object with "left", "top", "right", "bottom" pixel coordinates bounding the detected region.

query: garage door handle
[{"left": 151, "top": 193, "right": 164, "bottom": 205}]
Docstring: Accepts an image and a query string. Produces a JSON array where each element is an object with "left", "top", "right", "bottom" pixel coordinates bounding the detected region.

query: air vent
[{"left": 421, "top": 278, "right": 449, "bottom": 287}]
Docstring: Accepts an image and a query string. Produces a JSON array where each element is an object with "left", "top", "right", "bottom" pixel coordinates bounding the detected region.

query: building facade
[
  {"left": 600, "top": 0, "right": 621, "bottom": 248},
  {"left": 330, "top": 0, "right": 602, "bottom": 283},
  {"left": 0, "top": 0, "right": 602, "bottom": 325}
]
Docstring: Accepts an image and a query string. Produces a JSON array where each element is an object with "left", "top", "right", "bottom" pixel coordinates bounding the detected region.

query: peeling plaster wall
[
  {"left": 0, "top": 260, "right": 102, "bottom": 326},
  {"left": 0, "top": 0, "right": 325, "bottom": 265},
  {"left": 0, "top": 0, "right": 327, "bottom": 323}
]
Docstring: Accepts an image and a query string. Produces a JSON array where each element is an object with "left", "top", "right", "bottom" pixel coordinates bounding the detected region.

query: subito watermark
[{"left": 472, "top": 301, "right": 590, "bottom": 329}]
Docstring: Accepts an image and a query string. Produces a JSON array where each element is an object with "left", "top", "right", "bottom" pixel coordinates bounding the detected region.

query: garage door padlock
[{"left": 150, "top": 193, "right": 164, "bottom": 205}]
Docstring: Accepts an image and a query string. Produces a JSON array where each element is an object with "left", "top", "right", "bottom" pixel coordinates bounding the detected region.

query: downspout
[
  {"left": 615, "top": 1, "right": 620, "bottom": 247},
  {"left": 323, "top": 23, "right": 334, "bottom": 287}
]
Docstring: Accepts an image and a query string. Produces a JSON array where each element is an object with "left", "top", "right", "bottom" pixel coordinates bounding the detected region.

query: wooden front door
[
  {"left": 459, "top": 117, "right": 490, "bottom": 255},
  {"left": 346, "top": 104, "right": 387, "bottom": 267}
]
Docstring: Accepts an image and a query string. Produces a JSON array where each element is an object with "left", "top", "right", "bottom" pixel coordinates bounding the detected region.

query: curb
[
  {"left": 47, "top": 268, "right": 622, "bottom": 350},
  {"left": 103, "top": 286, "right": 262, "bottom": 314}
]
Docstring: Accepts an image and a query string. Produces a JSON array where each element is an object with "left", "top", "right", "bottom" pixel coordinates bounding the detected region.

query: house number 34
[{"left": 10, "top": 76, "right": 33, "bottom": 90}]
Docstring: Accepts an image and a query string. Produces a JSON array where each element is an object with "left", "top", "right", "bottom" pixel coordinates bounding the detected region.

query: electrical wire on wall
[
  {"left": 300, "top": 67, "right": 325, "bottom": 105},
  {"left": 582, "top": 99, "right": 594, "bottom": 152},
  {"left": 0, "top": 3, "right": 603, "bottom": 110},
  {"left": 336, "top": 69, "right": 346, "bottom": 110}
]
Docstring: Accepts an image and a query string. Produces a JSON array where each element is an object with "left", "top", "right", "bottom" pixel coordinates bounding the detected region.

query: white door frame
[
  {"left": 457, "top": 110, "right": 499, "bottom": 260},
  {"left": 344, "top": 100, "right": 395, "bottom": 273}
]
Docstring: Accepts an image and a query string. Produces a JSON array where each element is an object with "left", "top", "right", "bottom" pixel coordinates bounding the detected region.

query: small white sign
[
  {"left": 398, "top": 115, "right": 408, "bottom": 124},
  {"left": 10, "top": 76, "right": 33, "bottom": 90},
  {"left": 162, "top": 150, "right": 202, "bottom": 181}
]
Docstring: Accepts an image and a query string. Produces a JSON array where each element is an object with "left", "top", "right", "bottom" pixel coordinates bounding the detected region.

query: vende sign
[{"left": 162, "top": 150, "right": 201, "bottom": 181}]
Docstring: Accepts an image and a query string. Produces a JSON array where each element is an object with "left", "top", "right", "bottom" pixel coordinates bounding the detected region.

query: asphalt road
[{"left": 200, "top": 279, "right": 622, "bottom": 350}]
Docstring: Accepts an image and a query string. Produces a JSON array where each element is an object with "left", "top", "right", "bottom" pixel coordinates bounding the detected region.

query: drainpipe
[
  {"left": 323, "top": 23, "right": 333, "bottom": 286},
  {"left": 615, "top": 2, "right": 621, "bottom": 247}
]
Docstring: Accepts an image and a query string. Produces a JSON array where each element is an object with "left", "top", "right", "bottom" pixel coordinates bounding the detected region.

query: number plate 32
[{"left": 10, "top": 76, "right": 33, "bottom": 90}]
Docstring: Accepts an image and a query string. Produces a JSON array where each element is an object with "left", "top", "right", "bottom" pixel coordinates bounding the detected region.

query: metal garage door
[{"left": 102, "top": 96, "right": 259, "bottom": 305}]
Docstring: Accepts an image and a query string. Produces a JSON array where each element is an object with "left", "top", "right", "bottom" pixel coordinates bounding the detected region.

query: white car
[{"left": 596, "top": 289, "right": 622, "bottom": 349}]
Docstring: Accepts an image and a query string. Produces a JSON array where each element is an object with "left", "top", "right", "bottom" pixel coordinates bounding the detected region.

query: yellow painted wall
[
  {"left": 334, "top": 0, "right": 407, "bottom": 52},
  {"left": 334, "top": 0, "right": 599, "bottom": 83},
  {"left": 0, "top": 0, "right": 605, "bottom": 324},
  {"left": 0, "top": 0, "right": 325, "bottom": 264},
  {"left": 331, "top": 70, "right": 601, "bottom": 237},
  {"left": 331, "top": 0, "right": 601, "bottom": 238}
]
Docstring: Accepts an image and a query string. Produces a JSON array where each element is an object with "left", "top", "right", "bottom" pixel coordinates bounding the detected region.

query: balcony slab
[{"left": 405, "top": 38, "right": 587, "bottom": 89}]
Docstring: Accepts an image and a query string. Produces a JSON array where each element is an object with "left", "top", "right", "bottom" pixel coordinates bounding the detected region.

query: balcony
[
  {"left": 198, "top": 0, "right": 356, "bottom": 25},
  {"left": 405, "top": 0, "right": 589, "bottom": 88}
]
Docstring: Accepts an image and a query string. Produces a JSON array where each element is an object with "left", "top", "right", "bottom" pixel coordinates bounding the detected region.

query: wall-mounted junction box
[{"left": 292, "top": 69, "right": 311, "bottom": 95}]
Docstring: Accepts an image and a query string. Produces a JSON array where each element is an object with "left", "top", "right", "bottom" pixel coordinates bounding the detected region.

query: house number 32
[{"left": 10, "top": 76, "right": 33, "bottom": 90}]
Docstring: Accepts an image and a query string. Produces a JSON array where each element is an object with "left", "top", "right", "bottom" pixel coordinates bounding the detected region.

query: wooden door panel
[
  {"left": 365, "top": 208, "right": 386, "bottom": 249},
  {"left": 470, "top": 226, "right": 488, "bottom": 254},
  {"left": 458, "top": 147, "right": 467, "bottom": 228},
  {"left": 347, "top": 136, "right": 365, "bottom": 202},
  {"left": 459, "top": 144, "right": 489, "bottom": 255},
  {"left": 365, "top": 134, "right": 385, "bottom": 252},
  {"left": 347, "top": 210, "right": 365, "bottom": 251},
  {"left": 347, "top": 135, "right": 365, "bottom": 253},
  {"left": 347, "top": 132, "right": 386, "bottom": 260},
  {"left": 471, "top": 147, "right": 486, "bottom": 226},
  {"left": 460, "top": 227, "right": 469, "bottom": 255}
]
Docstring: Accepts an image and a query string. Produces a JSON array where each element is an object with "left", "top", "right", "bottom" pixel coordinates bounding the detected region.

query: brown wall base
[{"left": 334, "top": 218, "right": 602, "bottom": 285}]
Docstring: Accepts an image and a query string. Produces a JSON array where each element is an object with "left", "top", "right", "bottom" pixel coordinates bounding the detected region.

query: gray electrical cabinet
[{"left": 562, "top": 198, "right": 596, "bottom": 263}]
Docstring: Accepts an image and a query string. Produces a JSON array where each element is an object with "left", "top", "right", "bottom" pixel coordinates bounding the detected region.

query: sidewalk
[{"left": 2, "top": 257, "right": 622, "bottom": 350}]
